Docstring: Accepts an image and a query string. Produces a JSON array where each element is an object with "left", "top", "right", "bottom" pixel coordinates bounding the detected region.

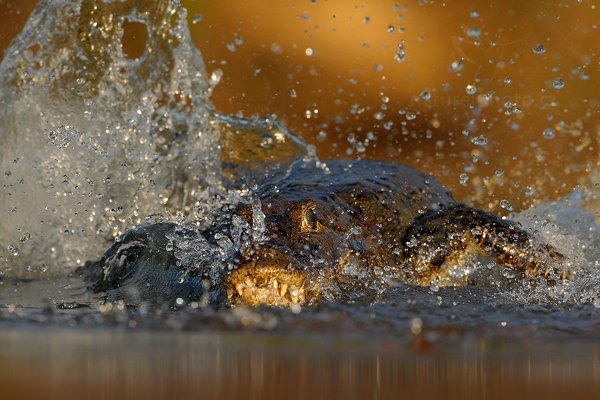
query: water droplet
[
  {"left": 532, "top": 43, "right": 546, "bottom": 54},
  {"left": 449, "top": 60, "right": 464, "bottom": 73},
  {"left": 270, "top": 42, "right": 283, "bottom": 54},
  {"left": 467, "top": 27, "right": 481, "bottom": 38},
  {"left": 471, "top": 135, "right": 488, "bottom": 146},
  {"left": 466, "top": 84, "right": 477, "bottom": 95},
  {"left": 19, "top": 232, "right": 31, "bottom": 243},
  {"left": 420, "top": 91, "right": 430, "bottom": 101},
  {"left": 471, "top": 228, "right": 483, "bottom": 236},
  {"left": 495, "top": 168, "right": 504, "bottom": 177},
  {"left": 290, "top": 89, "right": 297, "bottom": 98},
  {"left": 460, "top": 173, "right": 469, "bottom": 186},
  {"left": 363, "top": 16, "right": 371, "bottom": 24},
  {"left": 8, "top": 244, "right": 19, "bottom": 256},
  {"left": 405, "top": 111, "right": 416, "bottom": 121},
  {"left": 499, "top": 199, "right": 513, "bottom": 211},
  {"left": 387, "top": 24, "right": 395, "bottom": 33},
  {"left": 394, "top": 41, "right": 406, "bottom": 62},
  {"left": 542, "top": 127, "right": 556, "bottom": 139},
  {"left": 552, "top": 77, "right": 564, "bottom": 90},
  {"left": 503, "top": 76, "right": 512, "bottom": 85},
  {"left": 209, "top": 69, "right": 223, "bottom": 88},
  {"left": 470, "top": 10, "right": 479, "bottom": 18},
  {"left": 524, "top": 186, "right": 535, "bottom": 197},
  {"left": 406, "top": 236, "right": 418, "bottom": 248}
]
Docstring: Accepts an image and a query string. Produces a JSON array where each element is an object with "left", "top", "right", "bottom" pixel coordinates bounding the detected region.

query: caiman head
[
  {"left": 83, "top": 186, "right": 401, "bottom": 307},
  {"left": 223, "top": 187, "right": 401, "bottom": 307}
]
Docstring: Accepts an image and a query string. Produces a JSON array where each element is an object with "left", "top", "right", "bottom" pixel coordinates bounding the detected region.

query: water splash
[
  {"left": 0, "top": 0, "right": 308, "bottom": 278},
  {"left": 1, "top": 0, "right": 599, "bottom": 313},
  {"left": 508, "top": 192, "right": 600, "bottom": 305}
]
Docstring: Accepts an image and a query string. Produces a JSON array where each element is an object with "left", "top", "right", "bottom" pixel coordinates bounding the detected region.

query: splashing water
[
  {"left": 508, "top": 193, "right": 600, "bottom": 305},
  {"left": 0, "top": 0, "right": 308, "bottom": 279},
  {"left": 0, "top": 0, "right": 599, "bottom": 321}
]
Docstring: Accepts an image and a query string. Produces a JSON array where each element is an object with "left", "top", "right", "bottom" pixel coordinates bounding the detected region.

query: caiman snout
[{"left": 224, "top": 245, "right": 315, "bottom": 306}]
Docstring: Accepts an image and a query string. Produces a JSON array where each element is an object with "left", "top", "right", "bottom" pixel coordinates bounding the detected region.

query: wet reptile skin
[{"left": 81, "top": 160, "right": 563, "bottom": 307}]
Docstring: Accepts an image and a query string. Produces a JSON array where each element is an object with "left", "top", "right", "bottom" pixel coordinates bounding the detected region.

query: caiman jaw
[{"left": 225, "top": 264, "right": 309, "bottom": 307}]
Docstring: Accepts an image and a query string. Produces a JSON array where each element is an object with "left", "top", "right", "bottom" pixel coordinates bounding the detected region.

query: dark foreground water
[
  {"left": 2, "top": 328, "right": 600, "bottom": 400},
  {"left": 2, "top": 277, "right": 600, "bottom": 400}
]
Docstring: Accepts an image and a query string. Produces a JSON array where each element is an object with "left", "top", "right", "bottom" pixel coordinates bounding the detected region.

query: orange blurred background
[{"left": 1, "top": 0, "right": 598, "bottom": 213}]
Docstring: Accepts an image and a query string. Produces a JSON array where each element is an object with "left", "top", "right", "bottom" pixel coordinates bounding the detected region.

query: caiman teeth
[
  {"left": 290, "top": 285, "right": 299, "bottom": 304},
  {"left": 226, "top": 268, "right": 309, "bottom": 306},
  {"left": 236, "top": 283, "right": 244, "bottom": 296},
  {"left": 279, "top": 283, "right": 288, "bottom": 298}
]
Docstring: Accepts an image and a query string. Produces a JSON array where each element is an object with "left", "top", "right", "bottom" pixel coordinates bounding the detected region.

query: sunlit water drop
[
  {"left": 552, "top": 77, "right": 565, "bottom": 90},
  {"left": 449, "top": 60, "right": 464, "bottom": 73},
  {"left": 532, "top": 43, "right": 546, "bottom": 54},
  {"left": 543, "top": 127, "right": 556, "bottom": 140}
]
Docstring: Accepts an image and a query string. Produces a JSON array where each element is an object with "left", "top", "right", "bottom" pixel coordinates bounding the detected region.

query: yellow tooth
[
  {"left": 279, "top": 283, "right": 288, "bottom": 298},
  {"left": 226, "top": 288, "right": 233, "bottom": 299},
  {"left": 236, "top": 283, "right": 244, "bottom": 296},
  {"left": 272, "top": 279, "right": 278, "bottom": 290},
  {"left": 290, "top": 285, "right": 301, "bottom": 304},
  {"left": 298, "top": 287, "right": 306, "bottom": 303}
]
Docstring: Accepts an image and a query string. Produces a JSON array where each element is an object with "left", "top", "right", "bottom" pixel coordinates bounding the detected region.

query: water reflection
[{"left": 1, "top": 329, "right": 599, "bottom": 400}]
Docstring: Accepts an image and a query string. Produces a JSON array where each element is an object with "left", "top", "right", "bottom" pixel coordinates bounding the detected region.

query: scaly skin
[{"left": 82, "top": 160, "right": 563, "bottom": 307}]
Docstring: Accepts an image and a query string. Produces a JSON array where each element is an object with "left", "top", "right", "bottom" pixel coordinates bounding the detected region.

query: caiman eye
[{"left": 301, "top": 205, "right": 323, "bottom": 233}]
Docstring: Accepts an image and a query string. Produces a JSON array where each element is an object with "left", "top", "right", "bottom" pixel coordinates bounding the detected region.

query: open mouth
[{"left": 225, "top": 265, "right": 309, "bottom": 307}]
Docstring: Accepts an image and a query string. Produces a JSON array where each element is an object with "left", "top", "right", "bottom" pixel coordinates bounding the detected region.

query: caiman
[{"left": 81, "top": 160, "right": 563, "bottom": 307}]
